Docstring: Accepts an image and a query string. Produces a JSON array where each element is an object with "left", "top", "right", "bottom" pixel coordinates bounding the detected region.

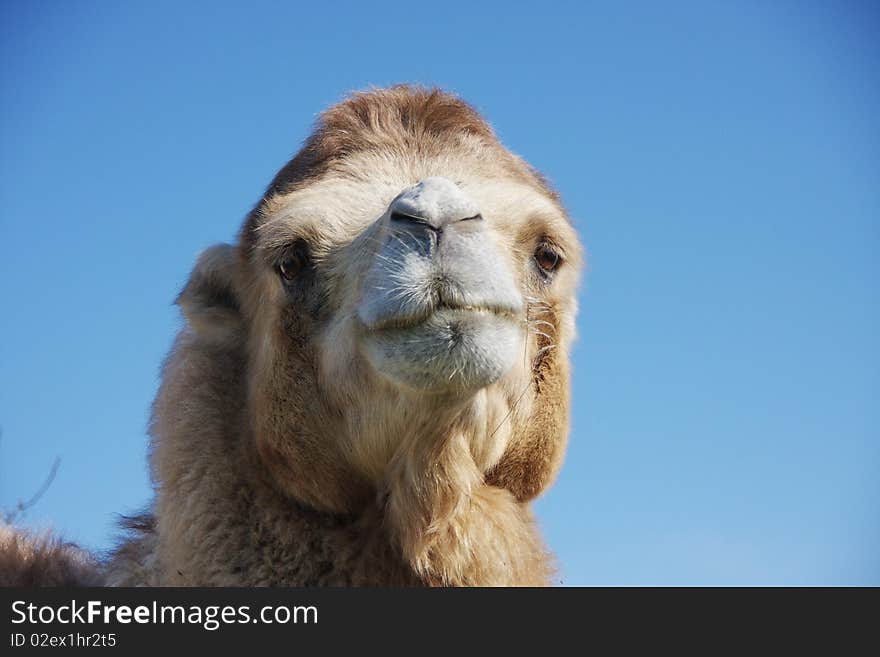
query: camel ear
[{"left": 176, "top": 243, "right": 242, "bottom": 342}]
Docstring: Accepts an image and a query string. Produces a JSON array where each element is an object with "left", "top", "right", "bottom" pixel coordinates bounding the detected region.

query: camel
[{"left": 1, "top": 86, "right": 582, "bottom": 586}]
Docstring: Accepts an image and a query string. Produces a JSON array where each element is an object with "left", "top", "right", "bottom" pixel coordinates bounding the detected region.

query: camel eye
[
  {"left": 278, "top": 241, "right": 310, "bottom": 282},
  {"left": 534, "top": 242, "right": 562, "bottom": 276}
]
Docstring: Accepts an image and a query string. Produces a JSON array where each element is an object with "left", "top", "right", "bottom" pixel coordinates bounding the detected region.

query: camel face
[
  {"left": 232, "top": 87, "right": 581, "bottom": 513},
  {"left": 358, "top": 176, "right": 524, "bottom": 392}
]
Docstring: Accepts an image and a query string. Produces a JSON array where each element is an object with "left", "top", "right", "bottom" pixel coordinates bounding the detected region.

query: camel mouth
[
  {"left": 361, "top": 303, "right": 519, "bottom": 334},
  {"left": 359, "top": 307, "right": 522, "bottom": 392}
]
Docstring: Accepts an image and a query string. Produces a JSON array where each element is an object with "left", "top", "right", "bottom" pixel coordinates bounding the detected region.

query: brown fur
[
  {"left": 2, "top": 86, "right": 582, "bottom": 587},
  {"left": 0, "top": 524, "right": 101, "bottom": 586}
]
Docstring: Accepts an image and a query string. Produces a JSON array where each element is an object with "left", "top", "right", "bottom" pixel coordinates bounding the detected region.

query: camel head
[{"left": 176, "top": 87, "right": 582, "bottom": 519}]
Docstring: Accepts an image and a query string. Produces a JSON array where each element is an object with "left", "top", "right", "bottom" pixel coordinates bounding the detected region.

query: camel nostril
[{"left": 390, "top": 211, "right": 440, "bottom": 233}]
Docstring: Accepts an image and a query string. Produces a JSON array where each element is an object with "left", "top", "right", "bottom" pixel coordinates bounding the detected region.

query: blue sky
[{"left": 1, "top": 1, "right": 877, "bottom": 585}]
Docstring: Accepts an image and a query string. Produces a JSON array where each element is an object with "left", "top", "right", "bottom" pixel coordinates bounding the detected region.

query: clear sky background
[{"left": 1, "top": 1, "right": 877, "bottom": 585}]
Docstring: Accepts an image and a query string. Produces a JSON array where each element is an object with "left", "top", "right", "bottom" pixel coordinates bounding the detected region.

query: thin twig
[{"left": 3, "top": 457, "right": 61, "bottom": 525}]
